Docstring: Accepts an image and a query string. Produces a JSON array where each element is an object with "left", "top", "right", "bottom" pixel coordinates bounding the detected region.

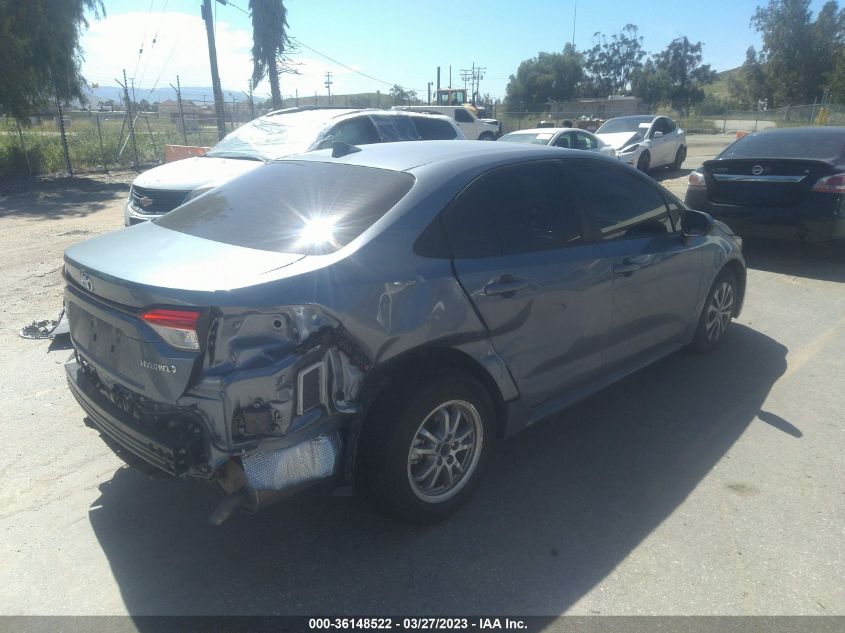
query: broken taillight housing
[
  {"left": 811, "top": 173, "right": 845, "bottom": 193},
  {"left": 141, "top": 309, "right": 201, "bottom": 351}
]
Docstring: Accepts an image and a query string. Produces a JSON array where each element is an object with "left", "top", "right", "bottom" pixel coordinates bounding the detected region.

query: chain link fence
[
  {"left": 5, "top": 101, "right": 845, "bottom": 179},
  {"left": 496, "top": 103, "right": 845, "bottom": 137},
  {"left": 0, "top": 107, "right": 260, "bottom": 179}
]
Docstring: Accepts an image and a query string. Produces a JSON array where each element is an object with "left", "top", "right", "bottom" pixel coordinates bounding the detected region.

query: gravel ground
[{"left": 0, "top": 137, "right": 842, "bottom": 617}]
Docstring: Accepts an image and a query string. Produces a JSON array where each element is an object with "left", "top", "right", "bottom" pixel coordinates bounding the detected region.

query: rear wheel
[
  {"left": 362, "top": 371, "right": 495, "bottom": 523},
  {"left": 637, "top": 150, "right": 651, "bottom": 172},
  {"left": 691, "top": 269, "right": 737, "bottom": 352},
  {"left": 673, "top": 146, "right": 687, "bottom": 170}
]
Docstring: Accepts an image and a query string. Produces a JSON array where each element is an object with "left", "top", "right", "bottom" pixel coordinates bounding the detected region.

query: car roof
[
  {"left": 504, "top": 128, "right": 591, "bottom": 134},
  {"left": 603, "top": 115, "right": 658, "bottom": 122},
  {"left": 755, "top": 126, "right": 845, "bottom": 137},
  {"left": 283, "top": 139, "right": 612, "bottom": 172}
]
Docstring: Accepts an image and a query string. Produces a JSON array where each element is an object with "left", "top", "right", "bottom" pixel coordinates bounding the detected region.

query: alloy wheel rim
[
  {"left": 705, "top": 281, "right": 735, "bottom": 342},
  {"left": 407, "top": 399, "right": 483, "bottom": 503}
]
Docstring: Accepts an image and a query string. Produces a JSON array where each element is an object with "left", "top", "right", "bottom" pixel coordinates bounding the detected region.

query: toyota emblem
[
  {"left": 79, "top": 271, "right": 94, "bottom": 292},
  {"left": 751, "top": 164, "right": 764, "bottom": 176}
]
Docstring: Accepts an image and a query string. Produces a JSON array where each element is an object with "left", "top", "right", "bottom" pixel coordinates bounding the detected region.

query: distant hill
[
  {"left": 83, "top": 85, "right": 420, "bottom": 109},
  {"left": 703, "top": 67, "right": 742, "bottom": 101}
]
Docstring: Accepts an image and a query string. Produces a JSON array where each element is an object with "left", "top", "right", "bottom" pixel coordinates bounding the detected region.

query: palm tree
[{"left": 249, "top": 0, "right": 291, "bottom": 110}]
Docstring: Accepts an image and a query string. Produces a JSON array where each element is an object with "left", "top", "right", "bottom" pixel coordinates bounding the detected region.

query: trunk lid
[
  {"left": 703, "top": 158, "right": 834, "bottom": 207},
  {"left": 64, "top": 223, "right": 305, "bottom": 403}
]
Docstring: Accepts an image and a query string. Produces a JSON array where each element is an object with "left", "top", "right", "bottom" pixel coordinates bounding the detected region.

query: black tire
[
  {"left": 673, "top": 146, "right": 687, "bottom": 170},
  {"left": 690, "top": 269, "right": 737, "bottom": 353},
  {"left": 636, "top": 150, "right": 651, "bottom": 172},
  {"left": 479, "top": 132, "right": 496, "bottom": 141},
  {"left": 362, "top": 370, "right": 495, "bottom": 524}
]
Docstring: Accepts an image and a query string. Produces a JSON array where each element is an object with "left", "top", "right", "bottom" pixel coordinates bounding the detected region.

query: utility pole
[
  {"left": 437, "top": 66, "right": 441, "bottom": 92},
  {"left": 201, "top": 0, "right": 227, "bottom": 140},
  {"left": 244, "top": 79, "right": 255, "bottom": 119},
  {"left": 170, "top": 75, "right": 188, "bottom": 144},
  {"left": 119, "top": 69, "right": 139, "bottom": 169},
  {"left": 572, "top": 0, "right": 577, "bottom": 47},
  {"left": 295, "top": 89, "right": 299, "bottom": 107},
  {"left": 324, "top": 72, "right": 333, "bottom": 104},
  {"left": 428, "top": 82, "right": 432, "bottom": 105}
]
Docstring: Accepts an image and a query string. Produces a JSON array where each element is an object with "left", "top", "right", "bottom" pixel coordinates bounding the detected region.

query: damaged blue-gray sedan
[{"left": 63, "top": 140, "right": 746, "bottom": 524}]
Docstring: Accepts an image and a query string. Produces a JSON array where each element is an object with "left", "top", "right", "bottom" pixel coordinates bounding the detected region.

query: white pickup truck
[{"left": 392, "top": 105, "right": 500, "bottom": 140}]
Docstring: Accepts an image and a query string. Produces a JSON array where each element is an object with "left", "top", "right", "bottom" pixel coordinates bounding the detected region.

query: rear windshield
[
  {"left": 719, "top": 130, "right": 845, "bottom": 161},
  {"left": 155, "top": 161, "right": 415, "bottom": 254}
]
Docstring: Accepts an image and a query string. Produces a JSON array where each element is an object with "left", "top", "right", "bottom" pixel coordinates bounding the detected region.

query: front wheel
[
  {"left": 673, "top": 146, "right": 687, "bottom": 170},
  {"left": 636, "top": 150, "right": 651, "bottom": 172},
  {"left": 479, "top": 132, "right": 496, "bottom": 141},
  {"left": 363, "top": 371, "right": 495, "bottom": 523},
  {"left": 691, "top": 269, "right": 737, "bottom": 352}
]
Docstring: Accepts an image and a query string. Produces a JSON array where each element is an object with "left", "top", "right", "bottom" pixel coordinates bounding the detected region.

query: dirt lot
[{"left": 0, "top": 136, "right": 843, "bottom": 617}]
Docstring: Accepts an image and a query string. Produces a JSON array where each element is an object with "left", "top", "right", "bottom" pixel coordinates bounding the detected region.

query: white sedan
[
  {"left": 498, "top": 127, "right": 617, "bottom": 157},
  {"left": 595, "top": 115, "right": 687, "bottom": 172}
]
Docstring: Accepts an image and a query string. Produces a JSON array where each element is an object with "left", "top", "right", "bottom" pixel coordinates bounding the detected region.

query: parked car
[
  {"left": 123, "top": 107, "right": 465, "bottom": 225},
  {"left": 498, "top": 127, "right": 617, "bottom": 157},
  {"left": 596, "top": 115, "right": 687, "bottom": 172},
  {"left": 64, "top": 141, "right": 745, "bottom": 524},
  {"left": 685, "top": 126, "right": 845, "bottom": 241},
  {"left": 391, "top": 105, "right": 500, "bottom": 140}
]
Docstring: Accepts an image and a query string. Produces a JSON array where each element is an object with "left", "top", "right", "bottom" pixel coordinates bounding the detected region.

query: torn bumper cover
[{"left": 66, "top": 354, "right": 352, "bottom": 521}]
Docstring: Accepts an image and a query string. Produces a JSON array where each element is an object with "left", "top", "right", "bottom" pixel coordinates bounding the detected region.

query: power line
[
  {"left": 132, "top": 0, "right": 157, "bottom": 84},
  {"left": 219, "top": 0, "right": 249, "bottom": 16},
  {"left": 292, "top": 37, "right": 394, "bottom": 87}
]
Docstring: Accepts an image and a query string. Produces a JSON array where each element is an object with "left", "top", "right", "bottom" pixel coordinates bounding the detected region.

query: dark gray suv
[{"left": 64, "top": 141, "right": 746, "bottom": 523}]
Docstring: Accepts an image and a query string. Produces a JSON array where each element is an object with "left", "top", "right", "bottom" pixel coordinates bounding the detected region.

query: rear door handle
[
  {"left": 484, "top": 278, "right": 529, "bottom": 297},
  {"left": 613, "top": 256, "right": 650, "bottom": 275}
]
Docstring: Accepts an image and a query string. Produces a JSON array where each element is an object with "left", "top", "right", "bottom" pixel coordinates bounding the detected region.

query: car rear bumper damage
[{"left": 67, "top": 352, "right": 351, "bottom": 523}]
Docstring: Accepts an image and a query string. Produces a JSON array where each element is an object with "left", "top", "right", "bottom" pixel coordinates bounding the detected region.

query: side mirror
[
  {"left": 681, "top": 209, "right": 714, "bottom": 237},
  {"left": 652, "top": 131, "right": 664, "bottom": 138}
]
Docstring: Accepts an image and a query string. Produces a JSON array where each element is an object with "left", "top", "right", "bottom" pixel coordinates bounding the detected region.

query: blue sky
[{"left": 81, "top": 0, "right": 833, "bottom": 101}]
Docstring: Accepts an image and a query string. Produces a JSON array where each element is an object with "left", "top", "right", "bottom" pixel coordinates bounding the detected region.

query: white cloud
[{"left": 80, "top": 11, "right": 380, "bottom": 99}]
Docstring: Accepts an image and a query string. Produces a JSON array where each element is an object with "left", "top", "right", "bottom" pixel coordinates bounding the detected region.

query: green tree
[
  {"left": 249, "top": 0, "right": 293, "bottom": 110},
  {"left": 728, "top": 47, "right": 770, "bottom": 108},
  {"left": 631, "top": 60, "right": 670, "bottom": 110},
  {"left": 389, "top": 84, "right": 418, "bottom": 105},
  {"left": 652, "top": 37, "right": 716, "bottom": 115},
  {"left": 751, "top": 0, "right": 845, "bottom": 106},
  {"left": 505, "top": 44, "right": 585, "bottom": 111},
  {"left": 584, "top": 24, "right": 646, "bottom": 96},
  {"left": 0, "top": 0, "right": 104, "bottom": 119}
]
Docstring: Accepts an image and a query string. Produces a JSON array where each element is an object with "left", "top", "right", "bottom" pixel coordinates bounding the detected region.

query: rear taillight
[
  {"left": 688, "top": 170, "right": 706, "bottom": 188},
  {"left": 811, "top": 173, "right": 845, "bottom": 193},
  {"left": 141, "top": 309, "right": 201, "bottom": 351}
]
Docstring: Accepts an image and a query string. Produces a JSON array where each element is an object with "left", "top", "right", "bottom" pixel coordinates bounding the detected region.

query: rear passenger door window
[
  {"left": 369, "top": 115, "right": 420, "bottom": 141},
  {"left": 326, "top": 118, "right": 378, "bottom": 146},
  {"left": 442, "top": 161, "right": 584, "bottom": 256},
  {"left": 412, "top": 116, "right": 458, "bottom": 140},
  {"left": 569, "top": 161, "right": 673, "bottom": 240}
]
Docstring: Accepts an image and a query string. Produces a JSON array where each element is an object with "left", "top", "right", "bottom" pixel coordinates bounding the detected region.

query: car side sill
[{"left": 503, "top": 342, "right": 685, "bottom": 437}]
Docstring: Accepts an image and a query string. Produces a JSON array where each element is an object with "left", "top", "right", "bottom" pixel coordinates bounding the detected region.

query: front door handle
[{"left": 484, "top": 276, "right": 529, "bottom": 297}]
